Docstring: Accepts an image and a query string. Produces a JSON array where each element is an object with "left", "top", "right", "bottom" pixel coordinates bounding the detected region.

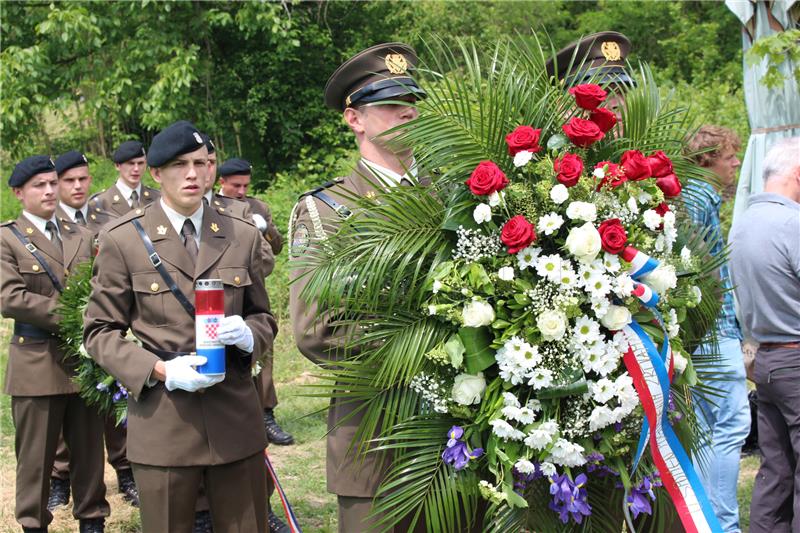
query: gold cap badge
[
  {"left": 601, "top": 42, "right": 621, "bottom": 61},
  {"left": 385, "top": 53, "right": 408, "bottom": 75}
]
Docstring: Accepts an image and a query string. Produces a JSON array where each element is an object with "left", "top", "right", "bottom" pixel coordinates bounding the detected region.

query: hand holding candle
[{"left": 216, "top": 315, "right": 254, "bottom": 353}]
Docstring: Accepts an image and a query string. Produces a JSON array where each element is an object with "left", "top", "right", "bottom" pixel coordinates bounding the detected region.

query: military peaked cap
[
  {"left": 546, "top": 31, "right": 634, "bottom": 87},
  {"left": 55, "top": 150, "right": 89, "bottom": 175},
  {"left": 147, "top": 120, "right": 206, "bottom": 167},
  {"left": 324, "top": 42, "right": 427, "bottom": 111},
  {"left": 9, "top": 155, "right": 56, "bottom": 187},
  {"left": 112, "top": 140, "right": 146, "bottom": 164},
  {"left": 219, "top": 158, "right": 252, "bottom": 177}
]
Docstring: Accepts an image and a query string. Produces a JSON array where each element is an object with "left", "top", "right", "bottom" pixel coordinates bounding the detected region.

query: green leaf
[
  {"left": 546, "top": 133, "right": 568, "bottom": 151},
  {"left": 459, "top": 326, "right": 495, "bottom": 374},
  {"left": 536, "top": 365, "right": 588, "bottom": 399},
  {"left": 444, "top": 334, "right": 466, "bottom": 369}
]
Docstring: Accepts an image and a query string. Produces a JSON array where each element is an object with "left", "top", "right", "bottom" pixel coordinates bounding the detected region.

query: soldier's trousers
[
  {"left": 52, "top": 412, "right": 130, "bottom": 479},
  {"left": 254, "top": 355, "right": 278, "bottom": 410},
  {"left": 12, "top": 394, "right": 109, "bottom": 529},
  {"left": 749, "top": 345, "right": 800, "bottom": 533},
  {"left": 132, "top": 451, "right": 267, "bottom": 533}
]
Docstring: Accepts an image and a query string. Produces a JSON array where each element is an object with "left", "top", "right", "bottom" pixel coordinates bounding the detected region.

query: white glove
[
  {"left": 251, "top": 214, "right": 268, "bottom": 233},
  {"left": 164, "top": 356, "right": 225, "bottom": 392},
  {"left": 217, "top": 315, "right": 254, "bottom": 353}
]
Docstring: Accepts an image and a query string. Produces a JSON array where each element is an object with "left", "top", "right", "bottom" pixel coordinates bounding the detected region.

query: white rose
[
  {"left": 497, "top": 266, "right": 515, "bottom": 281},
  {"left": 462, "top": 300, "right": 495, "bottom": 327},
  {"left": 672, "top": 351, "right": 688, "bottom": 373},
  {"left": 600, "top": 304, "right": 632, "bottom": 331},
  {"left": 642, "top": 265, "right": 678, "bottom": 295},
  {"left": 691, "top": 285, "right": 703, "bottom": 305},
  {"left": 565, "top": 222, "right": 602, "bottom": 263},
  {"left": 537, "top": 309, "right": 568, "bottom": 341},
  {"left": 566, "top": 201, "right": 597, "bottom": 222},
  {"left": 513, "top": 150, "right": 534, "bottom": 168},
  {"left": 550, "top": 184, "right": 569, "bottom": 204},
  {"left": 452, "top": 372, "right": 487, "bottom": 405},
  {"left": 473, "top": 203, "right": 492, "bottom": 224}
]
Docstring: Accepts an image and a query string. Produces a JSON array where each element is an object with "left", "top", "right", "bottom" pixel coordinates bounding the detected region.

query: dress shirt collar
[
  {"left": 748, "top": 192, "right": 800, "bottom": 211},
  {"left": 159, "top": 199, "right": 203, "bottom": 245},
  {"left": 59, "top": 202, "right": 88, "bottom": 223},
  {"left": 361, "top": 157, "right": 417, "bottom": 188},
  {"left": 204, "top": 190, "right": 213, "bottom": 204},
  {"left": 22, "top": 210, "right": 59, "bottom": 240},
  {"left": 115, "top": 179, "right": 142, "bottom": 206}
]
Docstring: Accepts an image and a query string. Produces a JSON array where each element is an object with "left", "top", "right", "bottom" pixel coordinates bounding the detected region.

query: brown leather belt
[{"left": 760, "top": 342, "right": 800, "bottom": 349}]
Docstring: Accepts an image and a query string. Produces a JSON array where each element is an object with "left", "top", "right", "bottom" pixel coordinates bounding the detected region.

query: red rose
[
  {"left": 562, "top": 117, "right": 604, "bottom": 147},
  {"left": 597, "top": 218, "right": 628, "bottom": 254},
  {"left": 465, "top": 161, "right": 509, "bottom": 196},
  {"left": 589, "top": 108, "right": 617, "bottom": 133},
  {"left": 505, "top": 125, "right": 542, "bottom": 156},
  {"left": 620, "top": 150, "right": 651, "bottom": 181},
  {"left": 501, "top": 215, "right": 536, "bottom": 254},
  {"left": 654, "top": 202, "right": 670, "bottom": 216},
  {"left": 553, "top": 153, "right": 584, "bottom": 187},
  {"left": 595, "top": 161, "right": 627, "bottom": 190},
  {"left": 656, "top": 173, "right": 682, "bottom": 197},
  {"left": 647, "top": 150, "right": 674, "bottom": 178},
  {"left": 569, "top": 84, "right": 608, "bottom": 110}
]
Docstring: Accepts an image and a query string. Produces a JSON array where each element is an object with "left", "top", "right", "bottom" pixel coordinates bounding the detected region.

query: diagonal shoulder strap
[
  {"left": 7, "top": 223, "right": 64, "bottom": 293},
  {"left": 130, "top": 219, "right": 195, "bottom": 317},
  {"left": 311, "top": 190, "right": 351, "bottom": 219}
]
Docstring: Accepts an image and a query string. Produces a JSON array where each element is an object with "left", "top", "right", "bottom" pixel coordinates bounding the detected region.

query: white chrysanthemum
[
  {"left": 497, "top": 266, "right": 515, "bottom": 281},
  {"left": 602, "top": 252, "right": 621, "bottom": 273},
  {"left": 489, "top": 419, "right": 526, "bottom": 441},
  {"left": 473, "top": 203, "right": 492, "bottom": 224},
  {"left": 514, "top": 343, "right": 542, "bottom": 370},
  {"left": 614, "top": 273, "right": 635, "bottom": 299},
  {"left": 596, "top": 351, "right": 620, "bottom": 376},
  {"left": 589, "top": 405, "right": 616, "bottom": 431},
  {"left": 550, "top": 184, "right": 569, "bottom": 204},
  {"left": 574, "top": 316, "right": 602, "bottom": 343},
  {"left": 642, "top": 209, "right": 662, "bottom": 231},
  {"left": 666, "top": 308, "right": 680, "bottom": 339},
  {"left": 615, "top": 373, "right": 638, "bottom": 410},
  {"left": 515, "top": 459, "right": 537, "bottom": 474},
  {"left": 528, "top": 367, "right": 555, "bottom": 389},
  {"left": 502, "top": 392, "right": 520, "bottom": 408},
  {"left": 586, "top": 273, "right": 612, "bottom": 298},
  {"left": 548, "top": 438, "right": 586, "bottom": 467},
  {"left": 590, "top": 297, "right": 610, "bottom": 319},
  {"left": 556, "top": 266, "right": 578, "bottom": 289},
  {"left": 527, "top": 399, "right": 542, "bottom": 412},
  {"left": 566, "top": 201, "right": 598, "bottom": 222},
  {"left": 612, "top": 331, "right": 630, "bottom": 353},
  {"left": 626, "top": 196, "right": 640, "bottom": 215},
  {"left": 514, "top": 406, "right": 538, "bottom": 425},
  {"left": 513, "top": 150, "right": 534, "bottom": 168},
  {"left": 537, "top": 212, "right": 564, "bottom": 236},
  {"left": 517, "top": 246, "right": 541, "bottom": 270},
  {"left": 502, "top": 405, "right": 523, "bottom": 421},
  {"left": 524, "top": 420, "right": 558, "bottom": 450},
  {"left": 590, "top": 378, "right": 616, "bottom": 404},
  {"left": 662, "top": 211, "right": 678, "bottom": 251},
  {"left": 536, "top": 253, "right": 563, "bottom": 282}
]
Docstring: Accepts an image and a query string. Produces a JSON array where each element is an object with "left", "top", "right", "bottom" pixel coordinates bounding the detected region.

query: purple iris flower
[
  {"left": 626, "top": 475, "right": 657, "bottom": 518},
  {"left": 441, "top": 426, "right": 483, "bottom": 471},
  {"left": 548, "top": 473, "right": 592, "bottom": 524}
]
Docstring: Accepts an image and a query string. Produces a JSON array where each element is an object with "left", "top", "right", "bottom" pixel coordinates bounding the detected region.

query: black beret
[
  {"left": 545, "top": 32, "right": 634, "bottom": 88},
  {"left": 112, "top": 140, "right": 146, "bottom": 164},
  {"left": 201, "top": 132, "right": 216, "bottom": 154},
  {"left": 324, "top": 42, "right": 427, "bottom": 111},
  {"left": 9, "top": 155, "right": 56, "bottom": 188},
  {"left": 219, "top": 158, "right": 252, "bottom": 177},
  {"left": 147, "top": 120, "right": 206, "bottom": 168},
  {"left": 55, "top": 150, "right": 89, "bottom": 175}
]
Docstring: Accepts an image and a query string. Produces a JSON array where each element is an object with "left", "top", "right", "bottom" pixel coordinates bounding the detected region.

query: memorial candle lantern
[{"left": 195, "top": 279, "right": 226, "bottom": 376}]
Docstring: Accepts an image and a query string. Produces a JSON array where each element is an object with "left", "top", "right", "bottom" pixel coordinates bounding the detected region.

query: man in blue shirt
[{"left": 684, "top": 125, "right": 751, "bottom": 533}]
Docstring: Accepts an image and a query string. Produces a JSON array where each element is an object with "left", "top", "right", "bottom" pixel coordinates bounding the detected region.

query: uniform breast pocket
[
  {"left": 131, "top": 270, "right": 185, "bottom": 327},
  {"left": 217, "top": 267, "right": 251, "bottom": 315},
  {"left": 19, "top": 260, "right": 56, "bottom": 296}
]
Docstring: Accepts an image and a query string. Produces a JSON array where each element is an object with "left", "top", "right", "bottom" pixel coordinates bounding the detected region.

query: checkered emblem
[{"left": 205, "top": 322, "right": 219, "bottom": 339}]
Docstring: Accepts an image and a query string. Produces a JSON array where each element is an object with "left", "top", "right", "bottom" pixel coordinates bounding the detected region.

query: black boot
[
  {"left": 268, "top": 511, "right": 291, "bottom": 533},
  {"left": 78, "top": 518, "right": 104, "bottom": 533},
  {"left": 22, "top": 527, "right": 47, "bottom": 533},
  {"left": 192, "top": 510, "right": 213, "bottom": 533},
  {"left": 46, "top": 477, "right": 70, "bottom": 511},
  {"left": 263, "top": 409, "right": 294, "bottom": 445},
  {"left": 116, "top": 468, "right": 139, "bottom": 507}
]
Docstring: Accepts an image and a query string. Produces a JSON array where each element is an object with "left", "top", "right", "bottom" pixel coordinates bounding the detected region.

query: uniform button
[
  {"left": 150, "top": 282, "right": 160, "bottom": 292},
  {"left": 18, "top": 337, "right": 24, "bottom": 344},
  {"left": 234, "top": 276, "right": 241, "bottom": 285},
  {"left": 32, "top": 264, "right": 40, "bottom": 272},
  {"left": 135, "top": 209, "right": 143, "bottom": 215}
]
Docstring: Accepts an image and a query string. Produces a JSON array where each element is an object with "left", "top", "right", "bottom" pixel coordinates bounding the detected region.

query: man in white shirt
[{"left": 88, "top": 140, "right": 160, "bottom": 218}]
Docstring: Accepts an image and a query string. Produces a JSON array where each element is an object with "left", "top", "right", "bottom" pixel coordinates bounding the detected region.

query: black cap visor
[
  {"left": 569, "top": 66, "right": 636, "bottom": 89},
  {"left": 347, "top": 77, "right": 427, "bottom": 108}
]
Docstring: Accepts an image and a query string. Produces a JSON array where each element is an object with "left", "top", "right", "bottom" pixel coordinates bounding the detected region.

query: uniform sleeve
[
  {"left": 82, "top": 230, "right": 160, "bottom": 399},
  {"left": 263, "top": 204, "right": 284, "bottom": 256},
  {"left": 0, "top": 229, "right": 61, "bottom": 332},
  {"left": 242, "top": 226, "right": 277, "bottom": 359}
]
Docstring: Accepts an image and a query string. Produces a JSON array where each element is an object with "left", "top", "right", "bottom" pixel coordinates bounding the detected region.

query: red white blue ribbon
[{"left": 264, "top": 449, "right": 303, "bottom": 533}]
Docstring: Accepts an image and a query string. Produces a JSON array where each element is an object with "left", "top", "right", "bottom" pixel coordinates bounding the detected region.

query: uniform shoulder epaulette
[
  {"left": 215, "top": 205, "right": 256, "bottom": 227},
  {"left": 298, "top": 177, "right": 345, "bottom": 199},
  {"left": 0, "top": 220, "right": 14, "bottom": 227},
  {"left": 104, "top": 204, "right": 147, "bottom": 231}
]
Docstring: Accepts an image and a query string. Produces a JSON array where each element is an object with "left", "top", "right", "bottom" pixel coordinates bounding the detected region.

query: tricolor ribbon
[
  {"left": 264, "top": 449, "right": 303, "bottom": 533},
  {"left": 620, "top": 246, "right": 722, "bottom": 533}
]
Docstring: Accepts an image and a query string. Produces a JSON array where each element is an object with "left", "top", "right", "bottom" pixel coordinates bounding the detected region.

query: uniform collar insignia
[
  {"left": 156, "top": 225, "right": 168, "bottom": 235},
  {"left": 25, "top": 227, "right": 34, "bottom": 234},
  {"left": 210, "top": 222, "right": 219, "bottom": 233}
]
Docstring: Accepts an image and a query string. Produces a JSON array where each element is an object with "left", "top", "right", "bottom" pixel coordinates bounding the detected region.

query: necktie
[
  {"left": 74, "top": 210, "right": 87, "bottom": 226},
  {"left": 45, "top": 221, "right": 63, "bottom": 256},
  {"left": 181, "top": 219, "right": 198, "bottom": 265},
  {"left": 130, "top": 190, "right": 140, "bottom": 209}
]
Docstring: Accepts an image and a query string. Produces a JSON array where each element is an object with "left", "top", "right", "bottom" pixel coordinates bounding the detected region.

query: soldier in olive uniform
[
  {"left": 49, "top": 150, "right": 139, "bottom": 510},
  {"left": 218, "top": 158, "right": 292, "bottom": 446},
  {"left": 288, "top": 43, "right": 433, "bottom": 532},
  {"left": 89, "top": 140, "right": 160, "bottom": 218},
  {"left": 83, "top": 121, "right": 278, "bottom": 533},
  {"left": 1, "top": 156, "right": 109, "bottom": 533}
]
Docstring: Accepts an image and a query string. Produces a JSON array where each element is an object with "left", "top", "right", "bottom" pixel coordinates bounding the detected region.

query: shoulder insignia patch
[{"left": 290, "top": 223, "right": 310, "bottom": 258}]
